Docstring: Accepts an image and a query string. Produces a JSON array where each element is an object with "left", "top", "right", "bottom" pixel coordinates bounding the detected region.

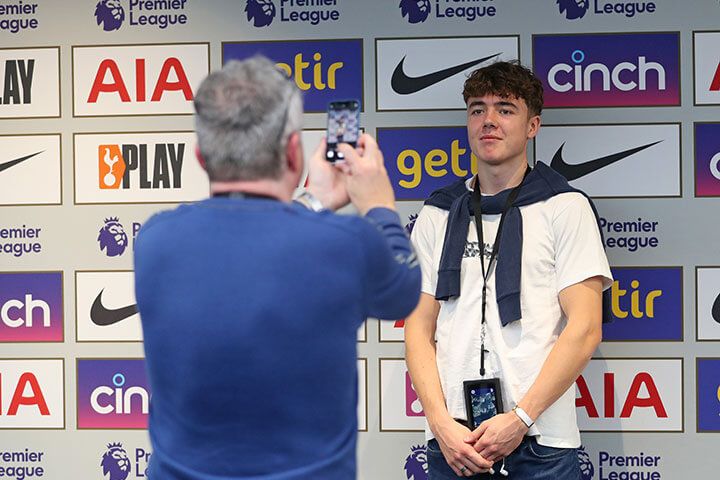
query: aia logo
[
  {"left": 399, "top": 0, "right": 431, "bottom": 24},
  {"left": 245, "top": 0, "right": 276, "bottom": 27},
  {"left": 0, "top": 359, "right": 64, "bottom": 428},
  {"left": 101, "top": 442, "right": 131, "bottom": 480},
  {"left": 578, "top": 446, "right": 594, "bottom": 480},
  {"left": 556, "top": 0, "right": 589, "bottom": 19},
  {"left": 403, "top": 444, "right": 428, "bottom": 479},
  {"left": 98, "top": 217, "right": 128, "bottom": 257},
  {"left": 95, "top": 0, "right": 125, "bottom": 31}
]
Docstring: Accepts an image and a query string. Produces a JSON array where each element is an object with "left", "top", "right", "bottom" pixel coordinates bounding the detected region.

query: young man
[
  {"left": 405, "top": 61, "right": 612, "bottom": 479},
  {"left": 134, "top": 57, "right": 421, "bottom": 479}
]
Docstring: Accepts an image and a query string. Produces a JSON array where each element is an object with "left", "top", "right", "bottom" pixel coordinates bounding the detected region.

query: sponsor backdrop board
[{"left": 1, "top": 1, "right": 719, "bottom": 479}]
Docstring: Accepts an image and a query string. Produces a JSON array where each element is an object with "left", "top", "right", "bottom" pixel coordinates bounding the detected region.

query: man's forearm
[
  {"left": 516, "top": 317, "right": 601, "bottom": 422},
  {"left": 405, "top": 324, "right": 450, "bottom": 430}
]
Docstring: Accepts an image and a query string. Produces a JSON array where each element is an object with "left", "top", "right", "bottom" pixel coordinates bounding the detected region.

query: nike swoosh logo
[
  {"left": 713, "top": 293, "right": 720, "bottom": 324},
  {"left": 391, "top": 53, "right": 501, "bottom": 95},
  {"left": 0, "top": 151, "right": 44, "bottom": 173},
  {"left": 550, "top": 141, "right": 662, "bottom": 181},
  {"left": 90, "top": 289, "right": 138, "bottom": 326}
]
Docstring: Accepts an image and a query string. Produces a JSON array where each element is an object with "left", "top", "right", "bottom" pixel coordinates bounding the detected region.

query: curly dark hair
[{"left": 462, "top": 61, "right": 544, "bottom": 117}]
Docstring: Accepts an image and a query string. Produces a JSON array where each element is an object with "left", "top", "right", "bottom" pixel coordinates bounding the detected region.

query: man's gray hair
[{"left": 193, "top": 56, "right": 302, "bottom": 181}]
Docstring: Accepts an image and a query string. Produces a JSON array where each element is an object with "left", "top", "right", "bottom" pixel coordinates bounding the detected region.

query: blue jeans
[{"left": 427, "top": 437, "right": 581, "bottom": 480}]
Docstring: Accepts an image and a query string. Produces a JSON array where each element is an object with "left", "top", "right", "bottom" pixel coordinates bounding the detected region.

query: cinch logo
[
  {"left": 73, "top": 44, "right": 209, "bottom": 116},
  {"left": 0, "top": 1, "right": 39, "bottom": 33},
  {"left": 398, "top": 0, "right": 498, "bottom": 23},
  {"left": 77, "top": 359, "right": 150, "bottom": 429},
  {"left": 405, "top": 372, "right": 424, "bottom": 417},
  {"left": 599, "top": 217, "right": 660, "bottom": 253},
  {"left": 697, "top": 358, "right": 720, "bottom": 432},
  {"left": 602, "top": 267, "right": 682, "bottom": 342},
  {"left": 244, "top": 0, "right": 341, "bottom": 27},
  {"left": 575, "top": 359, "right": 682, "bottom": 431},
  {"left": 94, "top": 0, "right": 189, "bottom": 31},
  {"left": 694, "top": 32, "right": 720, "bottom": 106},
  {"left": 0, "top": 272, "right": 63, "bottom": 342},
  {"left": 100, "top": 441, "right": 152, "bottom": 479},
  {"left": 534, "top": 123, "right": 680, "bottom": 198},
  {"left": 694, "top": 123, "right": 720, "bottom": 197},
  {"left": 403, "top": 444, "right": 428, "bottom": 480},
  {"left": 554, "top": 0, "right": 657, "bottom": 20},
  {"left": 378, "top": 126, "right": 475, "bottom": 200},
  {"left": 533, "top": 33, "right": 680, "bottom": 107},
  {"left": 0, "top": 359, "right": 64, "bottom": 428},
  {"left": 223, "top": 40, "right": 362, "bottom": 113},
  {"left": 0, "top": 48, "right": 60, "bottom": 119}
]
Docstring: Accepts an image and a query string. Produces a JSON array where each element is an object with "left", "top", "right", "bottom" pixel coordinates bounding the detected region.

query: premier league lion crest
[
  {"left": 399, "top": 0, "right": 431, "bottom": 23},
  {"left": 404, "top": 444, "right": 428, "bottom": 480},
  {"left": 101, "top": 443, "right": 131, "bottom": 480},
  {"left": 98, "top": 217, "right": 129, "bottom": 257},
  {"left": 578, "top": 446, "right": 595, "bottom": 480},
  {"left": 556, "top": 0, "right": 589, "bottom": 19},
  {"left": 245, "top": 0, "right": 276, "bottom": 27},
  {"left": 94, "top": 0, "right": 125, "bottom": 31},
  {"left": 405, "top": 213, "right": 419, "bottom": 236}
]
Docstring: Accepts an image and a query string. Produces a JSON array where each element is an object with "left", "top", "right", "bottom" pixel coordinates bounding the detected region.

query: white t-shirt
[{"left": 411, "top": 181, "right": 612, "bottom": 448}]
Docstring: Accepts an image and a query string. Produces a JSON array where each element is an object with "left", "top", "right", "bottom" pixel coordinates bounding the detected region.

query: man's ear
[
  {"left": 285, "top": 131, "right": 303, "bottom": 174},
  {"left": 527, "top": 115, "right": 541, "bottom": 139},
  {"left": 195, "top": 145, "right": 207, "bottom": 170}
]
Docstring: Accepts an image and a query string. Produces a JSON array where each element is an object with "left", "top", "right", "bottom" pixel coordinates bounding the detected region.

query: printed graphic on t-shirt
[{"left": 463, "top": 241, "right": 493, "bottom": 259}]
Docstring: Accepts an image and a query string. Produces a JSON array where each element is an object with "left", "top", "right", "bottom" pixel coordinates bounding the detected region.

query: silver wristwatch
[{"left": 294, "top": 190, "right": 325, "bottom": 212}]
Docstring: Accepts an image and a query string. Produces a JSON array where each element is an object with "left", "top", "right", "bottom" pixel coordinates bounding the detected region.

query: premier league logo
[
  {"left": 98, "top": 217, "right": 129, "bottom": 257},
  {"left": 404, "top": 444, "right": 428, "bottom": 480},
  {"left": 405, "top": 213, "right": 418, "bottom": 236},
  {"left": 100, "top": 443, "right": 131, "bottom": 480},
  {"left": 94, "top": 0, "right": 125, "bottom": 31},
  {"left": 245, "top": 0, "right": 276, "bottom": 27},
  {"left": 399, "top": 0, "right": 431, "bottom": 24},
  {"left": 578, "top": 446, "right": 594, "bottom": 480},
  {"left": 556, "top": 0, "right": 589, "bottom": 19}
]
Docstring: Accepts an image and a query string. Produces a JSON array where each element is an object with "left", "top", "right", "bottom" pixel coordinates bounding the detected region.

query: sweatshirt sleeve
[{"left": 360, "top": 207, "right": 422, "bottom": 320}]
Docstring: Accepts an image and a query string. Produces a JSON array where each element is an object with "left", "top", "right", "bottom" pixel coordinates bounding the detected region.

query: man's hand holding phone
[{"left": 336, "top": 134, "right": 396, "bottom": 215}]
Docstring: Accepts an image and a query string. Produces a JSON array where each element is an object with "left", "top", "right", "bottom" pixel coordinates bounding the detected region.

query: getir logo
[
  {"left": 222, "top": 39, "right": 363, "bottom": 113},
  {"left": 694, "top": 123, "right": 720, "bottom": 197},
  {"left": 75, "top": 132, "right": 209, "bottom": 204},
  {"left": 72, "top": 43, "right": 209, "bottom": 116},
  {"left": 602, "top": 267, "right": 682, "bottom": 342},
  {"left": 696, "top": 358, "right": 720, "bottom": 432},
  {"left": 533, "top": 33, "right": 680, "bottom": 107},
  {"left": 0, "top": 359, "right": 64, "bottom": 429},
  {"left": 575, "top": 359, "right": 682, "bottom": 431},
  {"left": 77, "top": 359, "right": 149, "bottom": 429},
  {"left": 0, "top": 272, "right": 63, "bottom": 342},
  {"left": 378, "top": 126, "right": 475, "bottom": 200},
  {"left": 693, "top": 32, "right": 720, "bottom": 106},
  {"left": 0, "top": 48, "right": 60, "bottom": 119}
]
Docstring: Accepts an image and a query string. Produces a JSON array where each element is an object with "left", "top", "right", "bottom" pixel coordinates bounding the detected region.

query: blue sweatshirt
[{"left": 134, "top": 197, "right": 421, "bottom": 479}]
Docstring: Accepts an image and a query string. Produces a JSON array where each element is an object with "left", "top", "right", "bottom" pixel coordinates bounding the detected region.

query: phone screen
[
  {"left": 469, "top": 385, "right": 498, "bottom": 427},
  {"left": 326, "top": 100, "right": 360, "bottom": 162}
]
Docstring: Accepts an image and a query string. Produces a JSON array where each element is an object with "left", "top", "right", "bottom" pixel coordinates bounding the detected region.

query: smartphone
[
  {"left": 325, "top": 99, "right": 360, "bottom": 162},
  {"left": 463, "top": 378, "right": 504, "bottom": 429}
]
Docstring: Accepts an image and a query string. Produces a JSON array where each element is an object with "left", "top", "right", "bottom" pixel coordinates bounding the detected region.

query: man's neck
[
  {"left": 210, "top": 179, "right": 292, "bottom": 202},
  {"left": 474, "top": 158, "right": 529, "bottom": 195}
]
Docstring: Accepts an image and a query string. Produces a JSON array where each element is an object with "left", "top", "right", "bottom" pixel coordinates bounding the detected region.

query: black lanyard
[
  {"left": 212, "top": 192, "right": 278, "bottom": 200},
  {"left": 471, "top": 167, "right": 530, "bottom": 376}
]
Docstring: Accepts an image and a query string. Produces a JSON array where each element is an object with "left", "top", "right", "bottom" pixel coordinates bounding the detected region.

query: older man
[{"left": 134, "top": 57, "right": 421, "bottom": 479}]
